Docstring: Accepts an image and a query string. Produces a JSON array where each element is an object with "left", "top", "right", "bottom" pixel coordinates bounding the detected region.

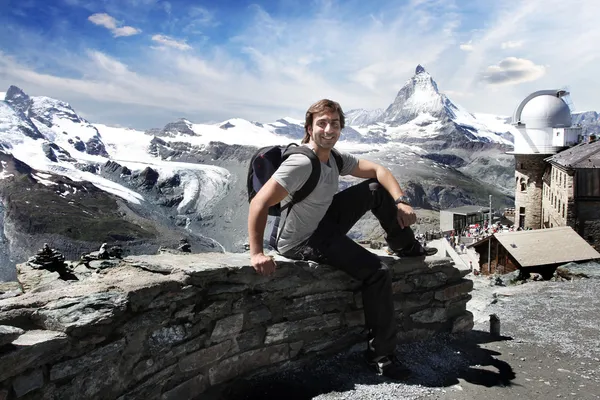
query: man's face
[{"left": 308, "top": 110, "right": 341, "bottom": 150}]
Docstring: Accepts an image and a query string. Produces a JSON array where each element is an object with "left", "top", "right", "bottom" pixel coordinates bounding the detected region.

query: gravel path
[{"left": 216, "top": 274, "right": 600, "bottom": 400}]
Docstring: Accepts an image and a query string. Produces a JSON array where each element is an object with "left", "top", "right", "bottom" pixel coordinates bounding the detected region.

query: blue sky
[{"left": 0, "top": 0, "right": 598, "bottom": 129}]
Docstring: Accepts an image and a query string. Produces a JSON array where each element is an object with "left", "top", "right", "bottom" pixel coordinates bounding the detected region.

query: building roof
[
  {"left": 493, "top": 227, "right": 600, "bottom": 267},
  {"left": 441, "top": 205, "right": 490, "bottom": 215},
  {"left": 545, "top": 140, "right": 600, "bottom": 169}
]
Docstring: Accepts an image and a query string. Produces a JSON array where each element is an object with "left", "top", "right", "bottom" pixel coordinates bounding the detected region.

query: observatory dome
[{"left": 520, "top": 95, "right": 572, "bottom": 129}]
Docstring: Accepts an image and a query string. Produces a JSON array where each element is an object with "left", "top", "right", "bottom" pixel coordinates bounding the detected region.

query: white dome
[{"left": 520, "top": 95, "right": 572, "bottom": 129}]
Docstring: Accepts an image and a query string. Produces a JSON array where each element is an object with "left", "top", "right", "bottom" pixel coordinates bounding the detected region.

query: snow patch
[{"left": 32, "top": 173, "right": 57, "bottom": 186}]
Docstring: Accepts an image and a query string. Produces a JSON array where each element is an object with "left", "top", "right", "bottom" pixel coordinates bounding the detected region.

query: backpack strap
[
  {"left": 331, "top": 148, "right": 344, "bottom": 172},
  {"left": 269, "top": 145, "right": 320, "bottom": 251},
  {"left": 280, "top": 145, "right": 321, "bottom": 211}
]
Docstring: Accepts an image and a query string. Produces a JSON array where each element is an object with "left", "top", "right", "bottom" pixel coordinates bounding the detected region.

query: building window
[
  {"left": 520, "top": 163, "right": 524, "bottom": 169},
  {"left": 520, "top": 180, "right": 527, "bottom": 192},
  {"left": 519, "top": 207, "right": 526, "bottom": 229},
  {"left": 562, "top": 204, "right": 566, "bottom": 218}
]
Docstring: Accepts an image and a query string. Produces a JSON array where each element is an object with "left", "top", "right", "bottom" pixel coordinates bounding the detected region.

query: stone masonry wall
[
  {"left": 542, "top": 165, "right": 574, "bottom": 228},
  {"left": 515, "top": 154, "right": 546, "bottom": 229},
  {"left": 0, "top": 252, "right": 473, "bottom": 400},
  {"left": 578, "top": 201, "right": 600, "bottom": 251}
]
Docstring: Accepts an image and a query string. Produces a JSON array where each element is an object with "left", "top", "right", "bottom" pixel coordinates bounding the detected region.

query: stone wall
[
  {"left": 514, "top": 154, "right": 546, "bottom": 229},
  {"left": 577, "top": 201, "right": 600, "bottom": 251},
  {"left": 0, "top": 252, "right": 473, "bottom": 400},
  {"left": 542, "top": 165, "right": 574, "bottom": 229}
]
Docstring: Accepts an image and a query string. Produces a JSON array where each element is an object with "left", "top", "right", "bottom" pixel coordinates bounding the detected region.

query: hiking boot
[
  {"left": 364, "top": 351, "right": 412, "bottom": 381},
  {"left": 387, "top": 241, "right": 438, "bottom": 257}
]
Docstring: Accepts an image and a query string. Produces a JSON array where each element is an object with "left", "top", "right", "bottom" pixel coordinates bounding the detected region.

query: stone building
[
  {"left": 510, "top": 89, "right": 581, "bottom": 230},
  {"left": 542, "top": 140, "right": 600, "bottom": 249},
  {"left": 510, "top": 89, "right": 600, "bottom": 251}
]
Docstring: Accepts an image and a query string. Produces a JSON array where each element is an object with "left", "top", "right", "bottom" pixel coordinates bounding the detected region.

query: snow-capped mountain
[
  {"left": 345, "top": 108, "right": 384, "bottom": 126},
  {"left": 572, "top": 111, "right": 600, "bottom": 137},
  {"left": 347, "top": 65, "right": 515, "bottom": 147}
]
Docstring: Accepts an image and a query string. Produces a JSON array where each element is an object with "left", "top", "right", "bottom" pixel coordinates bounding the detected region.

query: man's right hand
[{"left": 250, "top": 253, "right": 277, "bottom": 276}]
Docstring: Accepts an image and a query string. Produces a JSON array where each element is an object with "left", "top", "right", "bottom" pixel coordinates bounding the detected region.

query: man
[{"left": 248, "top": 99, "right": 437, "bottom": 380}]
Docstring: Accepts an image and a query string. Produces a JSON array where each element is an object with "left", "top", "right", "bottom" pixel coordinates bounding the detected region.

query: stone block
[
  {"left": 178, "top": 340, "right": 233, "bottom": 373},
  {"left": 283, "top": 291, "right": 353, "bottom": 320},
  {"left": 410, "top": 307, "right": 446, "bottom": 324},
  {"left": 446, "top": 296, "right": 471, "bottom": 319},
  {"left": 264, "top": 314, "right": 341, "bottom": 344},
  {"left": 452, "top": 311, "right": 474, "bottom": 333},
  {"left": 132, "top": 357, "right": 164, "bottom": 383},
  {"left": 0, "top": 330, "right": 70, "bottom": 382},
  {"left": 12, "top": 368, "right": 44, "bottom": 397},
  {"left": 15, "top": 263, "right": 64, "bottom": 293},
  {"left": 50, "top": 338, "right": 126, "bottom": 381},
  {"left": 116, "top": 309, "right": 172, "bottom": 336},
  {"left": 289, "top": 341, "right": 303, "bottom": 358},
  {"left": 148, "top": 325, "right": 188, "bottom": 351},
  {"left": 116, "top": 364, "right": 177, "bottom": 400},
  {"left": 394, "top": 291, "right": 433, "bottom": 312},
  {"left": 388, "top": 258, "right": 427, "bottom": 276},
  {"left": 0, "top": 281, "right": 22, "bottom": 300},
  {"left": 208, "top": 344, "right": 289, "bottom": 386},
  {"left": 434, "top": 279, "right": 473, "bottom": 302},
  {"left": 210, "top": 314, "right": 244, "bottom": 343},
  {"left": 147, "top": 285, "right": 199, "bottom": 310},
  {"left": 234, "top": 328, "right": 265, "bottom": 352},
  {"left": 33, "top": 292, "right": 127, "bottom": 337},
  {"left": 0, "top": 325, "right": 24, "bottom": 347},
  {"left": 391, "top": 280, "right": 413, "bottom": 294},
  {"left": 410, "top": 272, "right": 448, "bottom": 290},
  {"left": 302, "top": 328, "right": 363, "bottom": 354},
  {"left": 165, "top": 334, "right": 208, "bottom": 360},
  {"left": 247, "top": 306, "right": 272, "bottom": 325},
  {"left": 343, "top": 310, "right": 365, "bottom": 327},
  {"left": 197, "top": 300, "right": 231, "bottom": 321},
  {"left": 207, "top": 284, "right": 248, "bottom": 296},
  {"left": 161, "top": 374, "right": 207, "bottom": 400}
]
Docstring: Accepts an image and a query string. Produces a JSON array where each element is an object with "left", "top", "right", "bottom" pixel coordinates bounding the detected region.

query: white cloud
[
  {"left": 88, "top": 13, "right": 141, "bottom": 37},
  {"left": 162, "top": 1, "right": 172, "bottom": 15},
  {"left": 3, "top": 0, "right": 600, "bottom": 126},
  {"left": 151, "top": 34, "right": 192, "bottom": 50},
  {"left": 501, "top": 40, "right": 523, "bottom": 49},
  {"left": 481, "top": 57, "right": 546, "bottom": 85}
]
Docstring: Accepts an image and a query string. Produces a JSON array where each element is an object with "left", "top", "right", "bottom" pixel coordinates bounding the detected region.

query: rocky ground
[{"left": 219, "top": 269, "right": 600, "bottom": 400}]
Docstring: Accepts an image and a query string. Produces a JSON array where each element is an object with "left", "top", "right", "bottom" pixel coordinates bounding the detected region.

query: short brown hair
[{"left": 302, "top": 99, "right": 345, "bottom": 144}]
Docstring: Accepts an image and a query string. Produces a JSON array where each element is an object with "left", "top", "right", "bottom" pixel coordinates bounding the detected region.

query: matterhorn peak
[
  {"left": 5, "top": 85, "right": 33, "bottom": 115},
  {"left": 379, "top": 64, "right": 447, "bottom": 125}
]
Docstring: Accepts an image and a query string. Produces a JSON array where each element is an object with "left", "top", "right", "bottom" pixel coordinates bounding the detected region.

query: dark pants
[{"left": 281, "top": 179, "right": 416, "bottom": 356}]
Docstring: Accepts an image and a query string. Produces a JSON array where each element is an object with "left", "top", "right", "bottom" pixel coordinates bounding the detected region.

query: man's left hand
[{"left": 397, "top": 203, "right": 416, "bottom": 229}]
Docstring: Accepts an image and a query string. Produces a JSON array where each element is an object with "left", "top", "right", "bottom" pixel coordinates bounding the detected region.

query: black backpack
[
  {"left": 247, "top": 143, "right": 343, "bottom": 249},
  {"left": 247, "top": 143, "right": 343, "bottom": 215}
]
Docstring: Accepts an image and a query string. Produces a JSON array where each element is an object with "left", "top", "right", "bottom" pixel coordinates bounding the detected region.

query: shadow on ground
[{"left": 213, "top": 330, "right": 516, "bottom": 400}]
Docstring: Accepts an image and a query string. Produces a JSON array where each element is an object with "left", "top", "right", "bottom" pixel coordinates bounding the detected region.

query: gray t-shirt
[{"left": 272, "top": 145, "right": 358, "bottom": 253}]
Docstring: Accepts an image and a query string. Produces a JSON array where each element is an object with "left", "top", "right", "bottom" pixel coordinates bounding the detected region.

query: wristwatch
[{"left": 394, "top": 195, "right": 411, "bottom": 206}]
